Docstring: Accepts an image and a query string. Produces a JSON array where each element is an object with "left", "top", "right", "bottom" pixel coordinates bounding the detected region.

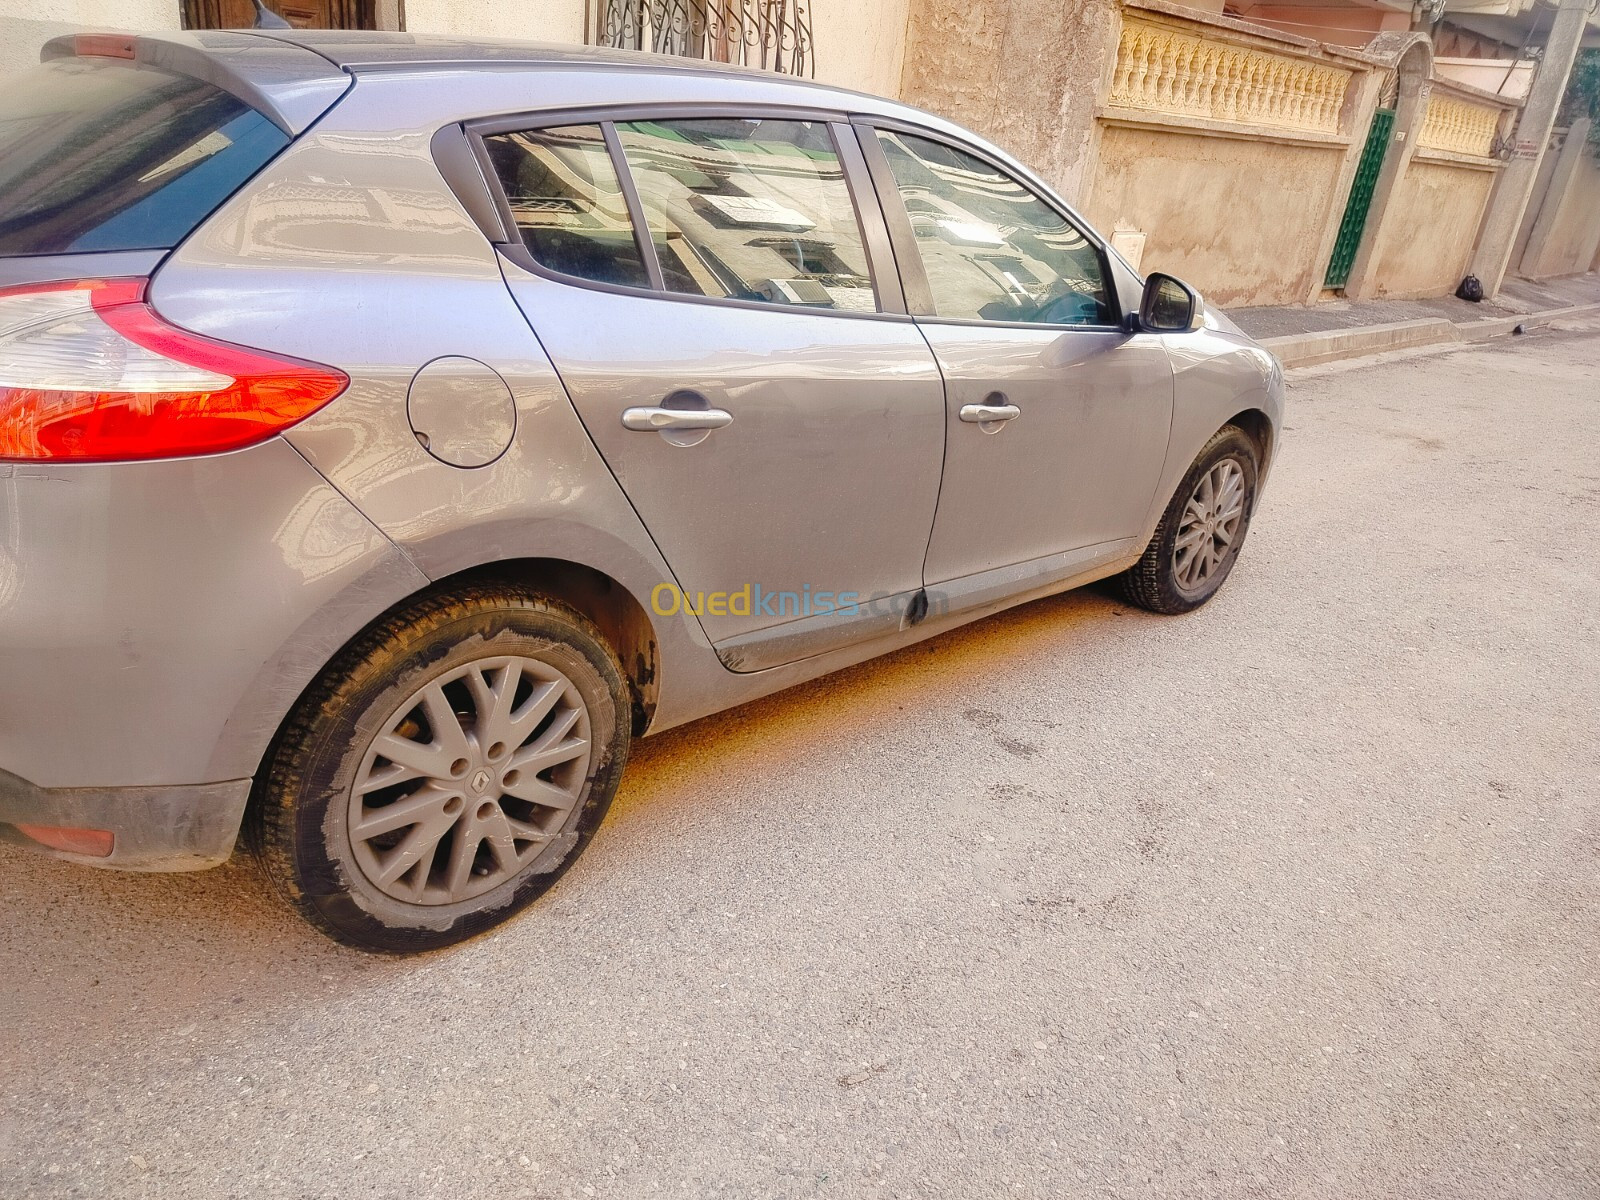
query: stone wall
[
  {"left": 899, "top": 0, "right": 1123, "bottom": 203},
  {"left": 1366, "top": 159, "right": 1497, "bottom": 298},
  {"left": 1079, "top": 2, "right": 1367, "bottom": 306},
  {"left": 1357, "top": 79, "right": 1510, "bottom": 299},
  {"left": 1076, "top": 8, "right": 1534, "bottom": 307},
  {"left": 1085, "top": 125, "right": 1346, "bottom": 306}
]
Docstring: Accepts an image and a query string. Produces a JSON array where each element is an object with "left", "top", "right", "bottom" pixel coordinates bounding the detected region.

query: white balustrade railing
[{"left": 1108, "top": 19, "right": 1352, "bottom": 136}]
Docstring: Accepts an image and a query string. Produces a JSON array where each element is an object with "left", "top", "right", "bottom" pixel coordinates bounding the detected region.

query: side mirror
[{"left": 1136, "top": 272, "right": 1203, "bottom": 334}]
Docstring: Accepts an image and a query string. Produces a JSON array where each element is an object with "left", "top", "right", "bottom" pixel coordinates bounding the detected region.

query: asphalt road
[{"left": 3, "top": 322, "right": 1598, "bottom": 1199}]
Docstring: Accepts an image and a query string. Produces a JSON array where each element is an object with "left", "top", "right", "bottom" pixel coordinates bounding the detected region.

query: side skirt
[{"left": 711, "top": 539, "right": 1139, "bottom": 674}]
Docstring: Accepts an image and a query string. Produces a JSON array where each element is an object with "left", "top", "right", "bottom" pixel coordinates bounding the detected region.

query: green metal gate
[{"left": 1324, "top": 107, "right": 1395, "bottom": 290}]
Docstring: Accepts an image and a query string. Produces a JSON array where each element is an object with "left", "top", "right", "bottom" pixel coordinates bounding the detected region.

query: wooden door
[{"left": 183, "top": 0, "right": 371, "bottom": 29}]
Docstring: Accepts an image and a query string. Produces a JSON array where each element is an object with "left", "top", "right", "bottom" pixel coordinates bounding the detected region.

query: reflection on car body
[{"left": 0, "top": 30, "right": 1282, "bottom": 951}]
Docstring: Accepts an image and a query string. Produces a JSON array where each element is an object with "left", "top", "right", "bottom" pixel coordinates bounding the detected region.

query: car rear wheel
[
  {"left": 1116, "top": 425, "right": 1259, "bottom": 615},
  {"left": 252, "top": 586, "right": 631, "bottom": 953}
]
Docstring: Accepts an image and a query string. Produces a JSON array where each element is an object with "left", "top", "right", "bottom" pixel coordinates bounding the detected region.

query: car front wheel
[
  {"left": 252, "top": 586, "right": 631, "bottom": 953},
  {"left": 1116, "top": 424, "right": 1260, "bottom": 615}
]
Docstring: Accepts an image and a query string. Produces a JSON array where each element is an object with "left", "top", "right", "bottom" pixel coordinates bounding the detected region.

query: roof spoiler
[{"left": 41, "top": 29, "right": 349, "bottom": 135}]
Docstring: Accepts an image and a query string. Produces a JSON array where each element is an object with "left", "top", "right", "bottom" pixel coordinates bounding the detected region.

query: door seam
[{"left": 491, "top": 252, "right": 711, "bottom": 647}]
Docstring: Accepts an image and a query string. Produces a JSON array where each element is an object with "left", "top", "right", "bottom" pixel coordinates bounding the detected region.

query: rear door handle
[{"left": 621, "top": 407, "right": 733, "bottom": 432}]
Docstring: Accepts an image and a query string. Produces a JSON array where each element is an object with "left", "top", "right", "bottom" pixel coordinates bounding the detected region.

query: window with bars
[{"left": 591, "top": 0, "right": 814, "bottom": 76}]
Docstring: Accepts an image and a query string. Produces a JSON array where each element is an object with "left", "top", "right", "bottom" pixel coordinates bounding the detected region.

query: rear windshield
[{"left": 0, "top": 57, "right": 289, "bottom": 257}]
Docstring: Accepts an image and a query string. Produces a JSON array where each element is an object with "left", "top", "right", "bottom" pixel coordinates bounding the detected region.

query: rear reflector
[
  {"left": 0, "top": 278, "right": 348, "bottom": 462},
  {"left": 73, "top": 34, "right": 136, "bottom": 59},
  {"left": 14, "top": 824, "right": 115, "bottom": 857}
]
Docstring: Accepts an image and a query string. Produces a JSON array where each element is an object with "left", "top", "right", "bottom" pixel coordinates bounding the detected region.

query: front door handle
[
  {"left": 621, "top": 407, "right": 733, "bottom": 432},
  {"left": 958, "top": 403, "right": 1020, "bottom": 423},
  {"left": 959, "top": 400, "right": 1020, "bottom": 434}
]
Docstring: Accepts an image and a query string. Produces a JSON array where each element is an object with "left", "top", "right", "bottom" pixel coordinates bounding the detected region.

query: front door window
[{"left": 873, "top": 130, "right": 1113, "bottom": 327}]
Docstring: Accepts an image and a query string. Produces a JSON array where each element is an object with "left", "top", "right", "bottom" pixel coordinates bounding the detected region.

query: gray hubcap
[
  {"left": 348, "top": 656, "right": 592, "bottom": 905},
  {"left": 1174, "top": 458, "right": 1246, "bottom": 592}
]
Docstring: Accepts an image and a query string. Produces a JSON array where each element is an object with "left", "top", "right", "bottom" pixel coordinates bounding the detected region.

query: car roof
[
  {"left": 247, "top": 29, "right": 774, "bottom": 72},
  {"left": 43, "top": 28, "right": 1052, "bottom": 205},
  {"left": 50, "top": 28, "right": 938, "bottom": 130},
  {"left": 245, "top": 29, "right": 896, "bottom": 109}
]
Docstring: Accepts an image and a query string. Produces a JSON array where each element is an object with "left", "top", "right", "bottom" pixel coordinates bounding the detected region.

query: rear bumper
[
  {"left": 0, "top": 767, "right": 249, "bottom": 871},
  {"left": 0, "top": 440, "right": 427, "bottom": 791}
]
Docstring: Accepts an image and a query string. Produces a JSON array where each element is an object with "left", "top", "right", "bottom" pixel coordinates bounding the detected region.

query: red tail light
[
  {"left": 14, "top": 824, "right": 115, "bottom": 857},
  {"left": 0, "top": 278, "right": 348, "bottom": 462}
]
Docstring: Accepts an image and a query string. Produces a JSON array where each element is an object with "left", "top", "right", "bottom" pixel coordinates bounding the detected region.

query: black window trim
[
  {"left": 600, "top": 118, "right": 668, "bottom": 293},
  {"left": 456, "top": 102, "right": 912, "bottom": 322},
  {"left": 850, "top": 115, "right": 1127, "bottom": 334}
]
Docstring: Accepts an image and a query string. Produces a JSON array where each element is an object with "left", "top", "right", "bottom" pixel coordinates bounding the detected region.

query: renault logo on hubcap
[{"left": 469, "top": 768, "right": 493, "bottom": 794}]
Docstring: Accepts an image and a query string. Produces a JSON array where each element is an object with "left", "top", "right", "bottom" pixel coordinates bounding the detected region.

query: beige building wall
[
  {"left": 1366, "top": 159, "right": 1496, "bottom": 298},
  {"left": 808, "top": 0, "right": 908, "bottom": 98},
  {"left": 1086, "top": 125, "right": 1346, "bottom": 306},
  {"left": 1435, "top": 56, "right": 1533, "bottom": 101},
  {"left": 401, "top": 0, "right": 585, "bottom": 43},
  {"left": 0, "top": 0, "right": 179, "bottom": 72}
]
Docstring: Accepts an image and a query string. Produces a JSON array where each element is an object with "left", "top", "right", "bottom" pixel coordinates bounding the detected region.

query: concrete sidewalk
[{"left": 1228, "top": 273, "right": 1600, "bottom": 368}]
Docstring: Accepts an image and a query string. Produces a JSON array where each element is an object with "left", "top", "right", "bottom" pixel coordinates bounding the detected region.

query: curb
[
  {"left": 1259, "top": 301, "right": 1600, "bottom": 369},
  {"left": 1261, "top": 318, "right": 1456, "bottom": 369},
  {"left": 1455, "top": 301, "right": 1600, "bottom": 343}
]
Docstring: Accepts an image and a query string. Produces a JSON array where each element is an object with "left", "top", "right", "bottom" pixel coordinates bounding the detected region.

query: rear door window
[
  {"left": 0, "top": 58, "right": 290, "bottom": 257},
  {"left": 612, "top": 118, "right": 878, "bottom": 312},
  {"left": 481, "top": 123, "right": 651, "bottom": 289}
]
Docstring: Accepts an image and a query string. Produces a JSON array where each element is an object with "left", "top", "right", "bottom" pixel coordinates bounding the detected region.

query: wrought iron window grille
[{"left": 589, "top": 0, "right": 814, "bottom": 76}]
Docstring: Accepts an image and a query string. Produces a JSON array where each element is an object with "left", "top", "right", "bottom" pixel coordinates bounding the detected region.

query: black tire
[
  {"left": 1116, "top": 425, "right": 1260, "bottom": 615},
  {"left": 251, "top": 585, "right": 631, "bottom": 953}
]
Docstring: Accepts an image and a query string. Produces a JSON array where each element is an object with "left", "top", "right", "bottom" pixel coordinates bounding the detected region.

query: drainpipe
[{"left": 1465, "top": 0, "right": 1592, "bottom": 297}]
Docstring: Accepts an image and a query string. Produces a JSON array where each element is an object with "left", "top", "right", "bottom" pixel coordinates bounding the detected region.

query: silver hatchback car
[{"left": 0, "top": 30, "right": 1282, "bottom": 951}]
